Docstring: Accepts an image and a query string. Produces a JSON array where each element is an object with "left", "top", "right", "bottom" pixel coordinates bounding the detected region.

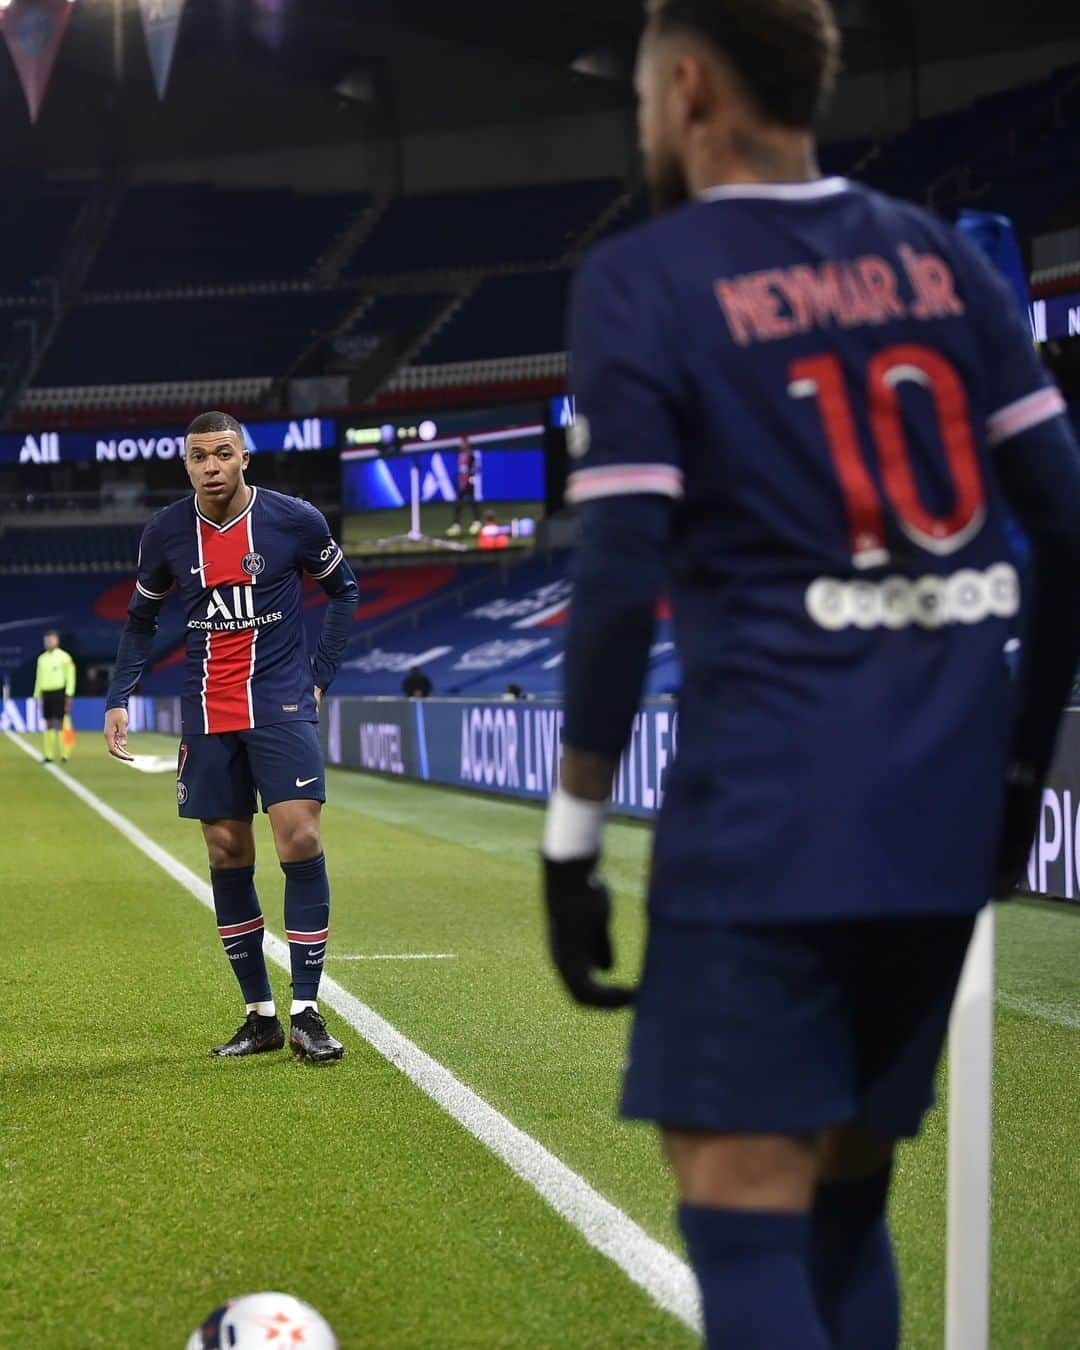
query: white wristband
[{"left": 543, "top": 787, "right": 606, "bottom": 861}]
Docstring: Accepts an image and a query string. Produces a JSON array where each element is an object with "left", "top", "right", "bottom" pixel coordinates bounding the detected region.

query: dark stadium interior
[
  {"left": 1, "top": 4, "right": 1079, "bottom": 1347},
  {"left": 0, "top": 0, "right": 1078, "bottom": 693}
]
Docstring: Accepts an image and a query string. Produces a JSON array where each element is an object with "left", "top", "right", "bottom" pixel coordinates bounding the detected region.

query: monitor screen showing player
[{"left": 339, "top": 407, "right": 545, "bottom": 556}]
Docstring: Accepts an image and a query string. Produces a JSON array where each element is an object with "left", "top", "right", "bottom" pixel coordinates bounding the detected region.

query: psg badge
[{"left": 241, "top": 551, "right": 266, "bottom": 576}]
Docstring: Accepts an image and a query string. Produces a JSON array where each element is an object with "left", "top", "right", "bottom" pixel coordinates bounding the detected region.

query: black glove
[
  {"left": 994, "top": 769, "right": 1042, "bottom": 897},
  {"left": 542, "top": 855, "right": 635, "bottom": 1008}
]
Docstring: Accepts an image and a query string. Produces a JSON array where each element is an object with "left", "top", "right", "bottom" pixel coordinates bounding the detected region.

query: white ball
[{"left": 186, "top": 1292, "right": 338, "bottom": 1349}]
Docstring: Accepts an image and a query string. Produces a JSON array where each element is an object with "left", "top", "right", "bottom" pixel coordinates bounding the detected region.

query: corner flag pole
[
  {"left": 945, "top": 903, "right": 995, "bottom": 1350},
  {"left": 375, "top": 462, "right": 467, "bottom": 552}
]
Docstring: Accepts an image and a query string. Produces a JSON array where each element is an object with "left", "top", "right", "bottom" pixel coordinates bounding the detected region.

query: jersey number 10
[{"left": 789, "top": 343, "right": 986, "bottom": 568}]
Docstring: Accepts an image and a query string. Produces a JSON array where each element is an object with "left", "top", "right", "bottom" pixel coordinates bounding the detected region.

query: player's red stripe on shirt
[
  {"left": 198, "top": 514, "right": 256, "bottom": 734},
  {"left": 286, "top": 928, "right": 329, "bottom": 944}
]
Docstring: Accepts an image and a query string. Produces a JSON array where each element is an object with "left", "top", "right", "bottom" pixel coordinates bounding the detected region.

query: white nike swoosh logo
[
  {"left": 190, "top": 563, "right": 209, "bottom": 576},
  {"left": 295, "top": 776, "right": 319, "bottom": 788}
]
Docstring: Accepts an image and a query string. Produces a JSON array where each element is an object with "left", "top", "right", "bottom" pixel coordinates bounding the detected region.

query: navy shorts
[
  {"left": 176, "top": 722, "right": 325, "bottom": 820},
  {"left": 622, "top": 914, "right": 976, "bottom": 1140}
]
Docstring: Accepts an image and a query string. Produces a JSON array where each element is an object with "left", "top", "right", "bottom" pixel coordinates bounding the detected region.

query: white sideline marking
[
  {"left": 5, "top": 733, "right": 701, "bottom": 1334},
  {"left": 998, "top": 990, "right": 1080, "bottom": 1029},
  {"left": 329, "top": 953, "right": 457, "bottom": 961}
]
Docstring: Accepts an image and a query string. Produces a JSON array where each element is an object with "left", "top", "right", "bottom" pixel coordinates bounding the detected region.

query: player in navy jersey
[
  {"left": 448, "top": 437, "right": 481, "bottom": 537},
  {"left": 541, "top": 2, "right": 1080, "bottom": 1346},
  {"left": 104, "top": 411, "right": 360, "bottom": 1064}
]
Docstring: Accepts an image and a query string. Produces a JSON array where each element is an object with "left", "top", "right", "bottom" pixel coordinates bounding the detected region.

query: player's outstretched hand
[
  {"left": 103, "top": 707, "right": 134, "bottom": 762},
  {"left": 542, "top": 856, "right": 635, "bottom": 1008},
  {"left": 994, "top": 774, "right": 1041, "bottom": 896}
]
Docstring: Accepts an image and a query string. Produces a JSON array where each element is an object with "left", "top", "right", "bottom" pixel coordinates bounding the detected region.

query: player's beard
[{"left": 648, "top": 148, "right": 690, "bottom": 215}]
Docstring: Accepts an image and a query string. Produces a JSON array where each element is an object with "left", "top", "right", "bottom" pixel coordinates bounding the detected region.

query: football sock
[
  {"left": 290, "top": 999, "right": 317, "bottom": 1016},
  {"left": 678, "top": 1204, "right": 829, "bottom": 1349},
  {"left": 246, "top": 1000, "right": 277, "bottom": 1018},
  {"left": 210, "top": 865, "right": 272, "bottom": 1005},
  {"left": 282, "top": 852, "right": 330, "bottom": 1001},
  {"left": 42, "top": 728, "right": 58, "bottom": 760},
  {"left": 810, "top": 1166, "right": 899, "bottom": 1350}
]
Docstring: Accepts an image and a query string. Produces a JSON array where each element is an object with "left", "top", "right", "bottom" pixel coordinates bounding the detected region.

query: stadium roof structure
[{"left": 0, "top": 0, "right": 1074, "bottom": 174}]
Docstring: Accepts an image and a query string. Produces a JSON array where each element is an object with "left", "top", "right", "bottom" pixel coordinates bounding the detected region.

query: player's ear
[{"left": 676, "top": 52, "right": 714, "bottom": 128}]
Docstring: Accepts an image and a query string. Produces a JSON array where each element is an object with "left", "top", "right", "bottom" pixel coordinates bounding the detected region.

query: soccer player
[
  {"left": 448, "top": 437, "right": 481, "bottom": 537},
  {"left": 104, "top": 411, "right": 360, "bottom": 1064},
  {"left": 34, "top": 629, "right": 76, "bottom": 764},
  {"left": 541, "top": 3, "right": 1080, "bottom": 1346}
]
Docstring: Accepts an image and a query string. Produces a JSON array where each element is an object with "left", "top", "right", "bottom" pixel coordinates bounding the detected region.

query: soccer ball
[{"left": 186, "top": 1292, "right": 338, "bottom": 1349}]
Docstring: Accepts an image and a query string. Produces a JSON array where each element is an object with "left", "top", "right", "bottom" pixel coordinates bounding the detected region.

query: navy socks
[
  {"left": 810, "top": 1166, "right": 899, "bottom": 1350},
  {"left": 210, "top": 865, "right": 272, "bottom": 1005},
  {"left": 679, "top": 1204, "right": 830, "bottom": 1348},
  {"left": 282, "top": 852, "right": 331, "bottom": 1001}
]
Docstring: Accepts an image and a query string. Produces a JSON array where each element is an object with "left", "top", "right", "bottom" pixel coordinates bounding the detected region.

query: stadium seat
[
  {"left": 344, "top": 180, "right": 623, "bottom": 275},
  {"left": 330, "top": 293, "right": 454, "bottom": 363},
  {"left": 0, "top": 181, "right": 87, "bottom": 297},
  {"left": 415, "top": 272, "right": 573, "bottom": 366},
  {"left": 86, "top": 184, "right": 372, "bottom": 291},
  {"left": 0, "top": 522, "right": 143, "bottom": 572},
  {"left": 33, "top": 292, "right": 355, "bottom": 387}
]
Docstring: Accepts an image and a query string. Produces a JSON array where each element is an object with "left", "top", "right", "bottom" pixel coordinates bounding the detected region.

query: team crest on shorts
[
  {"left": 242, "top": 551, "right": 266, "bottom": 576},
  {"left": 176, "top": 781, "right": 189, "bottom": 806}
]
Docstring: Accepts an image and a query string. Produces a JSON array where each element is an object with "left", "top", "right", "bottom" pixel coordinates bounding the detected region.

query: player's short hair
[
  {"left": 646, "top": 0, "right": 841, "bottom": 128},
  {"left": 43, "top": 628, "right": 59, "bottom": 638},
  {"left": 186, "top": 410, "right": 244, "bottom": 440}
]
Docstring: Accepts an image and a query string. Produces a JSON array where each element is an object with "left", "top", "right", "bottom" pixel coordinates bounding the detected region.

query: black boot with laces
[
  {"left": 289, "top": 1008, "right": 345, "bottom": 1063},
  {"left": 211, "top": 1011, "right": 285, "bottom": 1058}
]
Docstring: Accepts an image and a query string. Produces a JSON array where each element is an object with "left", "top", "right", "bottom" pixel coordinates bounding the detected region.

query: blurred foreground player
[
  {"left": 541, "top": 2, "right": 1080, "bottom": 1345},
  {"left": 104, "top": 412, "right": 359, "bottom": 1063},
  {"left": 34, "top": 629, "right": 75, "bottom": 763}
]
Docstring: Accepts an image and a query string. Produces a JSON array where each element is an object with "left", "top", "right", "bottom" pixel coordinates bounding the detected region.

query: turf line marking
[
  {"left": 328, "top": 953, "right": 457, "bottom": 961},
  {"left": 4, "top": 733, "right": 701, "bottom": 1335},
  {"left": 998, "top": 991, "right": 1080, "bottom": 1029}
]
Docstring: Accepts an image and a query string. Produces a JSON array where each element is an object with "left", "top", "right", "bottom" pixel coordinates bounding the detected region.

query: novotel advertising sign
[{"left": 1, "top": 417, "right": 336, "bottom": 466}]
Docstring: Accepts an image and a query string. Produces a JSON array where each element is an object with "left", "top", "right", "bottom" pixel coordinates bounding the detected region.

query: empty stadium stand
[
  {"left": 330, "top": 292, "right": 454, "bottom": 365},
  {"left": 328, "top": 552, "right": 677, "bottom": 699},
  {"left": 0, "top": 522, "right": 143, "bottom": 572},
  {"left": 34, "top": 291, "right": 355, "bottom": 387},
  {"left": 343, "top": 180, "right": 623, "bottom": 276},
  {"left": 862, "top": 64, "right": 1080, "bottom": 227},
  {"left": 0, "top": 550, "right": 674, "bottom": 702},
  {"left": 86, "top": 184, "right": 373, "bottom": 292},
  {"left": 3, "top": 65, "right": 1076, "bottom": 415},
  {"left": 0, "top": 181, "right": 87, "bottom": 297},
  {"left": 416, "top": 272, "right": 572, "bottom": 366}
]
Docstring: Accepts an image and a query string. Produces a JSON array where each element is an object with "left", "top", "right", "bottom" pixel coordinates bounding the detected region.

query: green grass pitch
[
  {"left": 0, "top": 731, "right": 1076, "bottom": 1347},
  {"left": 342, "top": 502, "right": 541, "bottom": 557}
]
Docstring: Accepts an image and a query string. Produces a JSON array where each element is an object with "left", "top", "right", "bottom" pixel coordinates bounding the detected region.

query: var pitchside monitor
[{"left": 339, "top": 407, "right": 545, "bottom": 556}]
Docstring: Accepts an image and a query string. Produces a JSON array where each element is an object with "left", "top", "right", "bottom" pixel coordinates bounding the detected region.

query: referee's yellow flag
[{"left": 62, "top": 714, "right": 76, "bottom": 753}]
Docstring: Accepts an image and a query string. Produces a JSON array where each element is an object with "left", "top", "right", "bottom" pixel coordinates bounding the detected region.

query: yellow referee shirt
[{"left": 34, "top": 647, "right": 76, "bottom": 698}]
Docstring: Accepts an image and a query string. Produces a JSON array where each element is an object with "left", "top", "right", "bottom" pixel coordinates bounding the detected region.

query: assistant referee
[{"left": 34, "top": 629, "right": 75, "bottom": 763}]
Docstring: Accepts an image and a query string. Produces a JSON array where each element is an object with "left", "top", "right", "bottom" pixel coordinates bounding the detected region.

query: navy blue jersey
[
  {"left": 133, "top": 487, "right": 345, "bottom": 736},
  {"left": 567, "top": 178, "right": 1067, "bottom": 922}
]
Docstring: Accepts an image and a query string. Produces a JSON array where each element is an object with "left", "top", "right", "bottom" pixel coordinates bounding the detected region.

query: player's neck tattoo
[{"left": 729, "top": 128, "right": 818, "bottom": 184}]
